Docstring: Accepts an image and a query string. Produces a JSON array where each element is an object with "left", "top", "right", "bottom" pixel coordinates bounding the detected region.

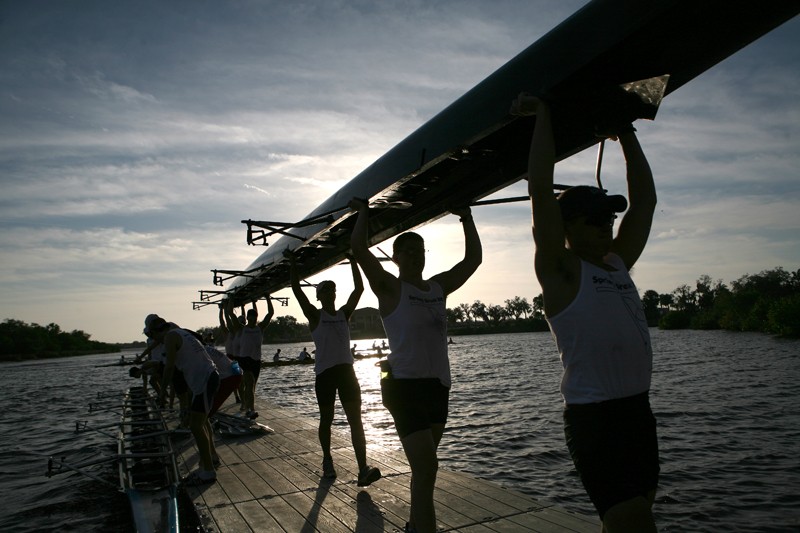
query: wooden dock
[{"left": 174, "top": 398, "right": 599, "bottom": 532}]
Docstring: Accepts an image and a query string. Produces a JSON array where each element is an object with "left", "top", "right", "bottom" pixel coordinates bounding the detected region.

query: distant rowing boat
[
  {"left": 95, "top": 359, "right": 138, "bottom": 367},
  {"left": 354, "top": 349, "right": 390, "bottom": 360},
  {"left": 263, "top": 349, "right": 388, "bottom": 367},
  {"left": 262, "top": 357, "right": 314, "bottom": 368}
]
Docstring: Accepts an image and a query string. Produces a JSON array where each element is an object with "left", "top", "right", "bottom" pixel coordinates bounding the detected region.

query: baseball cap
[
  {"left": 316, "top": 280, "right": 336, "bottom": 297},
  {"left": 557, "top": 186, "right": 627, "bottom": 221}
]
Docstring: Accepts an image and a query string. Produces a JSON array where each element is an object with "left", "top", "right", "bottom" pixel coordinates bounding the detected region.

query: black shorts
[
  {"left": 190, "top": 371, "right": 220, "bottom": 414},
  {"left": 171, "top": 369, "right": 188, "bottom": 395},
  {"left": 563, "top": 391, "right": 660, "bottom": 519},
  {"left": 315, "top": 364, "right": 361, "bottom": 406},
  {"left": 381, "top": 377, "right": 449, "bottom": 439},
  {"left": 236, "top": 356, "right": 261, "bottom": 380}
]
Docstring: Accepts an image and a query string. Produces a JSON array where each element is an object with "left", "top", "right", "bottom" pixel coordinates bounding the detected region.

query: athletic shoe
[
  {"left": 321, "top": 457, "right": 337, "bottom": 479},
  {"left": 246, "top": 410, "right": 258, "bottom": 420},
  {"left": 357, "top": 466, "right": 381, "bottom": 487}
]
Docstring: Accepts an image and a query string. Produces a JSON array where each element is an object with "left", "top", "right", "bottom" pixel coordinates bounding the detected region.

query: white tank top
[
  {"left": 382, "top": 280, "right": 450, "bottom": 386},
  {"left": 224, "top": 330, "right": 236, "bottom": 356},
  {"left": 171, "top": 328, "right": 217, "bottom": 395},
  {"left": 311, "top": 309, "right": 354, "bottom": 375},
  {"left": 546, "top": 254, "right": 652, "bottom": 404},
  {"left": 148, "top": 338, "right": 167, "bottom": 365},
  {"left": 238, "top": 326, "right": 263, "bottom": 360}
]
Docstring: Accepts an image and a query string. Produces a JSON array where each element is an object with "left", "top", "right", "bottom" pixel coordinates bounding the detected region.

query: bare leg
[
  {"left": 178, "top": 391, "right": 189, "bottom": 427},
  {"left": 237, "top": 378, "right": 245, "bottom": 409},
  {"left": 189, "top": 412, "right": 215, "bottom": 472},
  {"left": 206, "top": 418, "right": 217, "bottom": 464},
  {"left": 400, "top": 425, "right": 443, "bottom": 533},
  {"left": 602, "top": 490, "right": 657, "bottom": 533},
  {"left": 243, "top": 371, "right": 255, "bottom": 411},
  {"left": 341, "top": 400, "right": 368, "bottom": 471},
  {"left": 318, "top": 402, "right": 335, "bottom": 459}
]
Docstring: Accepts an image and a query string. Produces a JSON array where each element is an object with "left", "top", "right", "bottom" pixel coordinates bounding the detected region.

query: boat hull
[
  {"left": 225, "top": 0, "right": 799, "bottom": 305},
  {"left": 119, "top": 388, "right": 180, "bottom": 533}
]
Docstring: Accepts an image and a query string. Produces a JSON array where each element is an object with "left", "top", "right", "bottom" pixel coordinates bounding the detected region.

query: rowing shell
[
  {"left": 118, "top": 387, "right": 180, "bottom": 533},
  {"left": 45, "top": 388, "right": 181, "bottom": 533},
  {"left": 221, "top": 0, "right": 798, "bottom": 306}
]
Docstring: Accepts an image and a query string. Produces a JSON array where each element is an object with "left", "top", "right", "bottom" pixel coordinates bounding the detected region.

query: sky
[{"left": 1, "top": 1, "right": 798, "bottom": 344}]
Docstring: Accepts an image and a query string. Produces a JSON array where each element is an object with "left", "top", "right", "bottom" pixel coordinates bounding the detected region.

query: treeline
[
  {"left": 645, "top": 267, "right": 800, "bottom": 337},
  {"left": 445, "top": 267, "right": 800, "bottom": 338},
  {"left": 196, "top": 315, "right": 312, "bottom": 345},
  {"left": 0, "top": 319, "right": 120, "bottom": 361},
  {"left": 6, "top": 268, "right": 795, "bottom": 363}
]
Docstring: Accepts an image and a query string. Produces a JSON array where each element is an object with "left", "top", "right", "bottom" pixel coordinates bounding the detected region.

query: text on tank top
[
  {"left": 546, "top": 253, "right": 652, "bottom": 404},
  {"left": 382, "top": 280, "right": 450, "bottom": 387}
]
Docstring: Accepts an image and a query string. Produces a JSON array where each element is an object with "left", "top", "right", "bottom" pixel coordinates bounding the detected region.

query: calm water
[{"left": 1, "top": 330, "right": 798, "bottom": 532}]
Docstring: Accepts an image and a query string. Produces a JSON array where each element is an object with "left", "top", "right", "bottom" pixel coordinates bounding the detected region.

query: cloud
[
  {"left": 0, "top": 0, "right": 796, "bottom": 342},
  {"left": 243, "top": 184, "right": 272, "bottom": 196},
  {"left": 74, "top": 70, "right": 159, "bottom": 104}
]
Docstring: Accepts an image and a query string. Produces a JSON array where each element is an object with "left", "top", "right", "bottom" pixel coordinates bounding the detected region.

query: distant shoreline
[{"left": 0, "top": 347, "right": 124, "bottom": 363}]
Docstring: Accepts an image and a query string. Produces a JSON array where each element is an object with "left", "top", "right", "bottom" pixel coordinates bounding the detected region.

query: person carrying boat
[
  {"left": 218, "top": 302, "right": 242, "bottom": 405},
  {"left": 225, "top": 297, "right": 274, "bottom": 419},
  {"left": 512, "top": 94, "right": 659, "bottom": 532},
  {"left": 150, "top": 317, "right": 220, "bottom": 485},
  {"left": 349, "top": 198, "right": 482, "bottom": 533},
  {"left": 287, "top": 251, "right": 382, "bottom": 487}
]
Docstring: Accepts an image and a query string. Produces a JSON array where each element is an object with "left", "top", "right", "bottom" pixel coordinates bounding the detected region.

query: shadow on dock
[{"left": 171, "top": 398, "right": 599, "bottom": 532}]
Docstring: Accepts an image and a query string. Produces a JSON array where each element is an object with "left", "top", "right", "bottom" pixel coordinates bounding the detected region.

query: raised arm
[
  {"left": 610, "top": 131, "right": 656, "bottom": 269},
  {"left": 348, "top": 198, "right": 399, "bottom": 306},
  {"left": 258, "top": 296, "right": 275, "bottom": 330},
  {"left": 218, "top": 303, "right": 228, "bottom": 333},
  {"left": 287, "top": 253, "right": 319, "bottom": 324},
  {"left": 224, "top": 298, "right": 243, "bottom": 335},
  {"left": 431, "top": 207, "right": 482, "bottom": 296},
  {"left": 512, "top": 95, "right": 568, "bottom": 264},
  {"left": 511, "top": 94, "right": 580, "bottom": 316},
  {"left": 341, "top": 254, "right": 364, "bottom": 318}
]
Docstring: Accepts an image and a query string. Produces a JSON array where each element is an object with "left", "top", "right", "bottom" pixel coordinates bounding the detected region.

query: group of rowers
[
  {"left": 129, "top": 263, "right": 385, "bottom": 489},
  {"left": 131, "top": 98, "right": 661, "bottom": 533},
  {"left": 129, "top": 297, "right": 275, "bottom": 485}
]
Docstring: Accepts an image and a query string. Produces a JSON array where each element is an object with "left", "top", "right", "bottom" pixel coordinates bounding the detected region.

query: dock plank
[{"left": 173, "top": 397, "right": 599, "bottom": 532}]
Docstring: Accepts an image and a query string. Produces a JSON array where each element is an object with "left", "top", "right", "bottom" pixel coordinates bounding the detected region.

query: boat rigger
[{"left": 196, "top": 0, "right": 799, "bottom": 308}]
